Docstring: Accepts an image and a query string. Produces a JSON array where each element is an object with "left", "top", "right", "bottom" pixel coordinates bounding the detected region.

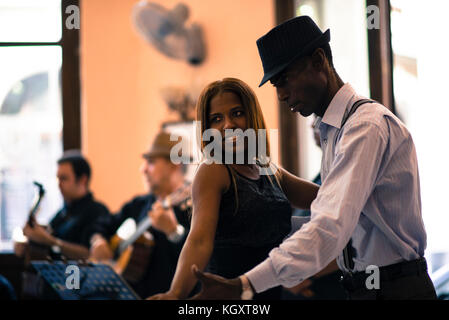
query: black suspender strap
[
  {"left": 339, "top": 99, "right": 374, "bottom": 271},
  {"left": 340, "top": 99, "right": 374, "bottom": 127},
  {"left": 343, "top": 239, "right": 356, "bottom": 271}
]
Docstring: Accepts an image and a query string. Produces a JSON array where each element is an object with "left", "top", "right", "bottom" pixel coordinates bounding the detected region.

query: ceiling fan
[{"left": 132, "top": 1, "right": 206, "bottom": 65}]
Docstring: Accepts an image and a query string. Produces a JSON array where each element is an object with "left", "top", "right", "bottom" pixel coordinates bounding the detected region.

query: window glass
[
  {"left": 294, "top": 0, "right": 370, "bottom": 180},
  {"left": 390, "top": 0, "right": 449, "bottom": 274},
  {"left": 0, "top": 46, "right": 63, "bottom": 248},
  {"left": 0, "top": 0, "right": 61, "bottom": 42}
]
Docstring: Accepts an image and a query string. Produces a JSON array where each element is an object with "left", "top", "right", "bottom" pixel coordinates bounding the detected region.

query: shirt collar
[
  {"left": 65, "top": 192, "right": 93, "bottom": 211},
  {"left": 321, "top": 83, "right": 358, "bottom": 129}
]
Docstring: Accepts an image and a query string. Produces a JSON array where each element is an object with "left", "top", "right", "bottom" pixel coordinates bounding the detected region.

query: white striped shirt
[{"left": 246, "top": 83, "right": 427, "bottom": 293}]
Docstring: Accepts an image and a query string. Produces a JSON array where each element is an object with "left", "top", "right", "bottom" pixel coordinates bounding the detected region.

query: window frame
[{"left": 275, "top": 0, "right": 395, "bottom": 175}]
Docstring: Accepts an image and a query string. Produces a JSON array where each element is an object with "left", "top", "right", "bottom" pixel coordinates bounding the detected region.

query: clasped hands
[{"left": 147, "top": 265, "right": 242, "bottom": 300}]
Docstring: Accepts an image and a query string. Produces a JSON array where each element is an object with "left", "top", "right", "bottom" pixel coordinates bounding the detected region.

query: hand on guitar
[
  {"left": 23, "top": 220, "right": 56, "bottom": 247},
  {"left": 149, "top": 201, "right": 179, "bottom": 236},
  {"left": 13, "top": 242, "right": 27, "bottom": 258},
  {"left": 89, "top": 234, "right": 113, "bottom": 262}
]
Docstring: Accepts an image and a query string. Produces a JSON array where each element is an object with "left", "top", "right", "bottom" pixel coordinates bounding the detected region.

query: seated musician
[
  {"left": 89, "top": 130, "right": 192, "bottom": 298},
  {"left": 14, "top": 151, "right": 110, "bottom": 260}
]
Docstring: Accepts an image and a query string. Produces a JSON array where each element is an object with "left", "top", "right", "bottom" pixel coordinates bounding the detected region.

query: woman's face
[{"left": 208, "top": 91, "right": 248, "bottom": 156}]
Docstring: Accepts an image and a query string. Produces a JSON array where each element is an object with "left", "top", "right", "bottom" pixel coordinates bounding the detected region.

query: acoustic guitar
[{"left": 106, "top": 183, "right": 192, "bottom": 284}]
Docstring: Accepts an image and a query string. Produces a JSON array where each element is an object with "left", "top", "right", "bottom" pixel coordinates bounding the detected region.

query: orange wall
[{"left": 81, "top": 0, "right": 277, "bottom": 212}]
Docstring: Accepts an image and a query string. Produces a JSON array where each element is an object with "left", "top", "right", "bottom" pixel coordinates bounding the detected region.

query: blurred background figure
[
  {"left": 89, "top": 130, "right": 193, "bottom": 298},
  {"left": 13, "top": 151, "right": 110, "bottom": 261}
]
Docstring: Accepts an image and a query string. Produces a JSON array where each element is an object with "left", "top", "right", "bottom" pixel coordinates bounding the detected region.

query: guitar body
[
  {"left": 24, "top": 241, "right": 51, "bottom": 265},
  {"left": 101, "top": 183, "right": 191, "bottom": 285},
  {"left": 109, "top": 232, "right": 155, "bottom": 284},
  {"left": 105, "top": 231, "right": 155, "bottom": 283},
  {"left": 23, "top": 239, "right": 63, "bottom": 266}
]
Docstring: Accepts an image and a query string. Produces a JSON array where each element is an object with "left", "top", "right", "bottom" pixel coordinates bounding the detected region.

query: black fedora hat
[{"left": 256, "top": 15, "right": 330, "bottom": 87}]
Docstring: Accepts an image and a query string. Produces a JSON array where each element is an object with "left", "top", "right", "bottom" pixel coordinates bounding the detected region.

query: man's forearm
[{"left": 53, "top": 237, "right": 89, "bottom": 260}]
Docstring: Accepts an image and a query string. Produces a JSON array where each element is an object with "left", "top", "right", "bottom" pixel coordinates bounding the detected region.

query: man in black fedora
[{"left": 191, "top": 15, "right": 437, "bottom": 300}]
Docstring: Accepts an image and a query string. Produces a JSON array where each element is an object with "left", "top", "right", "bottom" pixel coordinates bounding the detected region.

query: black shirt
[{"left": 49, "top": 192, "right": 110, "bottom": 248}]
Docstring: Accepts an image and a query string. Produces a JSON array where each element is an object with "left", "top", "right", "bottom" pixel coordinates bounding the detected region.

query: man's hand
[
  {"left": 190, "top": 265, "right": 242, "bottom": 300},
  {"left": 13, "top": 241, "right": 27, "bottom": 258},
  {"left": 149, "top": 201, "right": 178, "bottom": 236},
  {"left": 23, "top": 224, "right": 55, "bottom": 246},
  {"left": 284, "top": 279, "right": 315, "bottom": 298},
  {"left": 89, "top": 234, "right": 113, "bottom": 262},
  {"left": 147, "top": 291, "right": 179, "bottom": 300}
]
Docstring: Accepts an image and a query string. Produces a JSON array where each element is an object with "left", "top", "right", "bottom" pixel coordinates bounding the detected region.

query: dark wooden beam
[
  {"left": 274, "top": 0, "right": 299, "bottom": 175},
  {"left": 366, "top": 0, "right": 395, "bottom": 112},
  {"left": 61, "top": 0, "right": 81, "bottom": 150}
]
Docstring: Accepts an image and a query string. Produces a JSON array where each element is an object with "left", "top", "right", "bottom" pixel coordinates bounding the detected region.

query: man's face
[
  {"left": 140, "top": 156, "right": 175, "bottom": 194},
  {"left": 57, "top": 162, "right": 85, "bottom": 202},
  {"left": 270, "top": 53, "right": 328, "bottom": 117}
]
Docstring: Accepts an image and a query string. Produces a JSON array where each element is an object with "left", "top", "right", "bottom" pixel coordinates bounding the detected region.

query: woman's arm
[
  {"left": 278, "top": 167, "right": 320, "bottom": 210},
  {"left": 149, "top": 163, "right": 230, "bottom": 299}
]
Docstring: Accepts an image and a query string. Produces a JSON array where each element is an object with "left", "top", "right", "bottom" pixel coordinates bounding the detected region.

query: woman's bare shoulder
[{"left": 192, "top": 162, "right": 230, "bottom": 193}]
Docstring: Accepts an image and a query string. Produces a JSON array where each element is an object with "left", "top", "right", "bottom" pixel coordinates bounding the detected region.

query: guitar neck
[
  {"left": 115, "top": 185, "right": 191, "bottom": 254},
  {"left": 28, "top": 193, "right": 44, "bottom": 226}
]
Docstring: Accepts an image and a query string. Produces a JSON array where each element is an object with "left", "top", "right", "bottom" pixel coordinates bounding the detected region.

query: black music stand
[{"left": 23, "top": 260, "right": 141, "bottom": 300}]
